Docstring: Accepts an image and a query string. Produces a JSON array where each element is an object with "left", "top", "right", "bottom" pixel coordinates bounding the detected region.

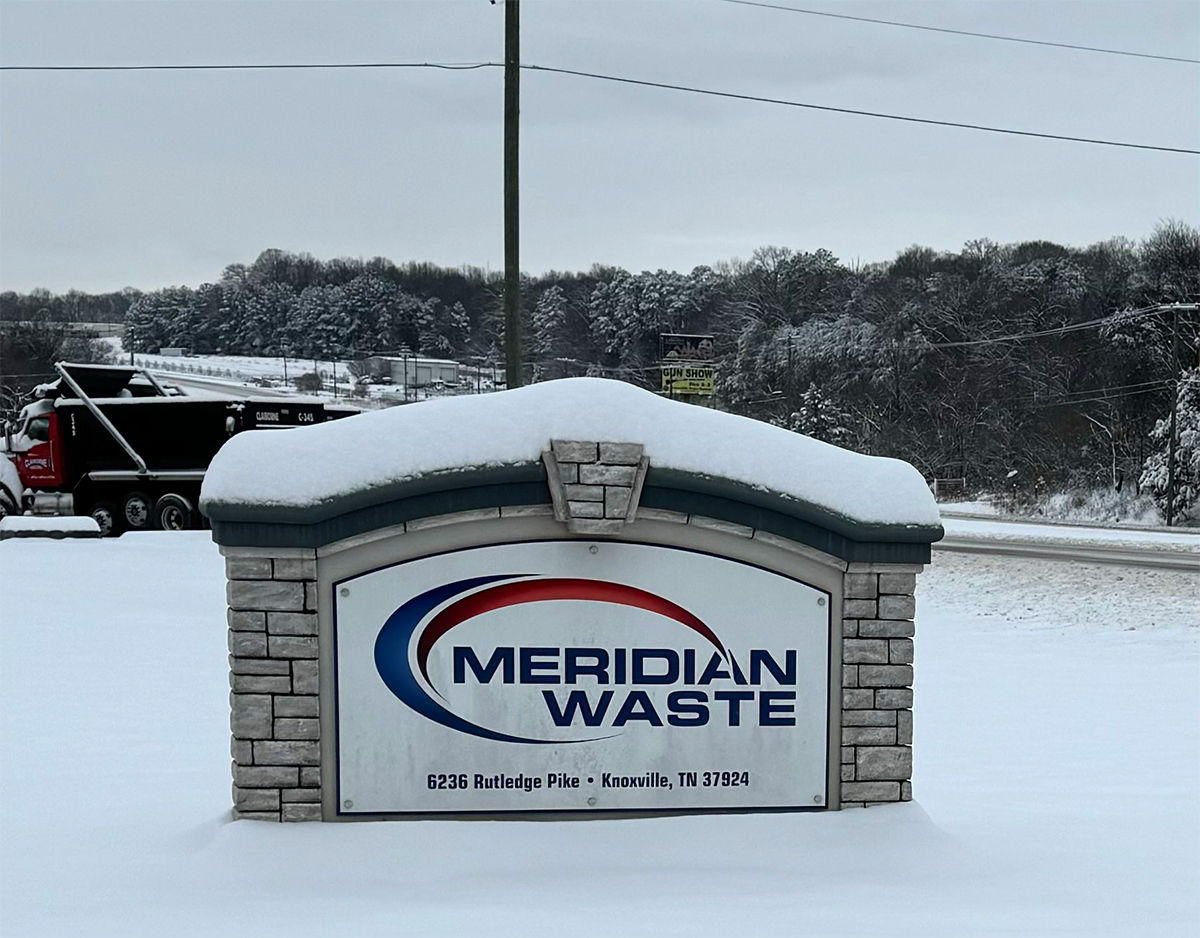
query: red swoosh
[{"left": 416, "top": 578, "right": 723, "bottom": 686}]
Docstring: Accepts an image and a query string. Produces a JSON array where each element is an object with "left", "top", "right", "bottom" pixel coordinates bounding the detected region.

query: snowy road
[
  {"left": 164, "top": 374, "right": 308, "bottom": 399},
  {"left": 0, "top": 534, "right": 1195, "bottom": 936},
  {"left": 937, "top": 515, "right": 1200, "bottom": 571}
]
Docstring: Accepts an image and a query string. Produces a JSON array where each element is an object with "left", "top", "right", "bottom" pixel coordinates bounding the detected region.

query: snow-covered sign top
[{"left": 201, "top": 378, "right": 939, "bottom": 531}]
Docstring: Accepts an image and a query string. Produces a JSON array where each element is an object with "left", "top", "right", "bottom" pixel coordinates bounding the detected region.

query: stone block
[
  {"left": 300, "top": 766, "right": 321, "bottom": 787},
  {"left": 843, "top": 726, "right": 896, "bottom": 745},
  {"left": 688, "top": 515, "right": 753, "bottom": 538},
  {"left": 231, "top": 738, "right": 252, "bottom": 764},
  {"left": 229, "top": 656, "right": 291, "bottom": 675},
  {"left": 841, "top": 781, "right": 900, "bottom": 802},
  {"left": 563, "top": 484, "right": 605, "bottom": 502},
  {"left": 274, "top": 695, "right": 319, "bottom": 718},
  {"left": 635, "top": 507, "right": 688, "bottom": 524},
  {"left": 234, "top": 786, "right": 280, "bottom": 811},
  {"left": 845, "top": 563, "right": 924, "bottom": 574},
  {"left": 878, "top": 594, "right": 916, "bottom": 619},
  {"left": 875, "top": 689, "right": 913, "bottom": 709},
  {"left": 268, "top": 612, "right": 318, "bottom": 636},
  {"left": 568, "top": 518, "right": 624, "bottom": 536},
  {"left": 231, "top": 694, "right": 272, "bottom": 739},
  {"left": 253, "top": 740, "right": 320, "bottom": 766},
  {"left": 842, "top": 618, "right": 857, "bottom": 638},
  {"left": 858, "top": 619, "right": 914, "bottom": 639},
  {"left": 568, "top": 500, "right": 604, "bottom": 518},
  {"left": 268, "top": 635, "right": 318, "bottom": 659},
  {"left": 843, "top": 599, "right": 877, "bottom": 619},
  {"left": 897, "top": 710, "right": 913, "bottom": 746},
  {"left": 226, "top": 556, "right": 272, "bottom": 580},
  {"left": 855, "top": 746, "right": 912, "bottom": 781},
  {"left": 274, "top": 718, "right": 320, "bottom": 740},
  {"left": 858, "top": 665, "right": 913, "bottom": 688},
  {"left": 842, "top": 688, "right": 873, "bottom": 709},
  {"left": 228, "top": 610, "right": 266, "bottom": 632},
  {"left": 305, "top": 582, "right": 319, "bottom": 611},
  {"left": 555, "top": 462, "right": 578, "bottom": 484},
  {"left": 228, "top": 631, "right": 267, "bottom": 658},
  {"left": 840, "top": 764, "right": 854, "bottom": 782},
  {"left": 579, "top": 464, "right": 637, "bottom": 486},
  {"left": 272, "top": 557, "right": 316, "bottom": 581},
  {"left": 406, "top": 509, "right": 499, "bottom": 531},
  {"left": 234, "top": 811, "right": 279, "bottom": 821},
  {"left": 598, "top": 442, "right": 643, "bottom": 464},
  {"left": 234, "top": 765, "right": 299, "bottom": 788},
  {"left": 841, "top": 746, "right": 854, "bottom": 764},
  {"left": 901, "top": 781, "right": 912, "bottom": 802},
  {"left": 842, "top": 639, "right": 888, "bottom": 664},
  {"left": 231, "top": 673, "right": 292, "bottom": 694},
  {"left": 552, "top": 440, "right": 598, "bottom": 463},
  {"left": 500, "top": 504, "right": 555, "bottom": 518},
  {"left": 842, "top": 665, "right": 858, "bottom": 688},
  {"left": 842, "top": 709, "right": 897, "bottom": 727},
  {"left": 292, "top": 660, "right": 319, "bottom": 694},
  {"left": 889, "top": 639, "right": 914, "bottom": 664},
  {"left": 604, "top": 487, "right": 632, "bottom": 518},
  {"left": 227, "top": 579, "right": 305, "bottom": 612},
  {"left": 843, "top": 573, "right": 878, "bottom": 599},
  {"left": 282, "top": 803, "right": 322, "bottom": 822},
  {"left": 281, "top": 788, "right": 321, "bottom": 803},
  {"left": 878, "top": 573, "right": 917, "bottom": 594}
]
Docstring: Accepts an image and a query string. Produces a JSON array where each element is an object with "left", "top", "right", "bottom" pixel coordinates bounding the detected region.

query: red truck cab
[{"left": 11, "top": 407, "right": 66, "bottom": 490}]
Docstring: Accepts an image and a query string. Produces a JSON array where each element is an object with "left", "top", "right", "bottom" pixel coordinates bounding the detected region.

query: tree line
[{"left": 2, "top": 223, "right": 1197, "bottom": 509}]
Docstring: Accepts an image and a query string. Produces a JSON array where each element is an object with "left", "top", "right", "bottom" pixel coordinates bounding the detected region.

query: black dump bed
[{"left": 55, "top": 396, "right": 346, "bottom": 475}]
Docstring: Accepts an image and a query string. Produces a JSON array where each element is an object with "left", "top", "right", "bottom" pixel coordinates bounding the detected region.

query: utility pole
[
  {"left": 503, "top": 0, "right": 522, "bottom": 389},
  {"left": 1165, "top": 303, "right": 1180, "bottom": 526}
]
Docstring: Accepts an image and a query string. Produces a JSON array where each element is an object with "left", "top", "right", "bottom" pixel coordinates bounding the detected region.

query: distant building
[{"left": 365, "top": 355, "right": 460, "bottom": 388}]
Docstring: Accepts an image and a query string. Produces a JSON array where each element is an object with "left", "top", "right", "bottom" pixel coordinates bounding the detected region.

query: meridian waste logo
[{"left": 373, "top": 574, "right": 802, "bottom": 744}]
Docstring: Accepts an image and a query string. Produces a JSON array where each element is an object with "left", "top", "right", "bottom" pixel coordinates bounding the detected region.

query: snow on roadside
[{"left": 0, "top": 533, "right": 1195, "bottom": 936}]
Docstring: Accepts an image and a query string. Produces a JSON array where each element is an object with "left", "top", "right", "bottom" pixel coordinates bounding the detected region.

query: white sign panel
[{"left": 334, "top": 541, "right": 830, "bottom": 814}]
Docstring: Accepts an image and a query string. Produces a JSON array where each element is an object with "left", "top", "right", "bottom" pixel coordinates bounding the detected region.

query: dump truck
[{"left": 0, "top": 362, "right": 357, "bottom": 535}]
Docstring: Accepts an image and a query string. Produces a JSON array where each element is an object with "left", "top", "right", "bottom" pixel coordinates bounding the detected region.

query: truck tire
[
  {"left": 122, "top": 490, "right": 153, "bottom": 530},
  {"left": 0, "top": 482, "right": 16, "bottom": 520},
  {"left": 90, "top": 501, "right": 121, "bottom": 537},
  {"left": 154, "top": 493, "right": 195, "bottom": 531}
]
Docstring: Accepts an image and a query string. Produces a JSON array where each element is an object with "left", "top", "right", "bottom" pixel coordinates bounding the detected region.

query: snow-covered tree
[
  {"left": 1140, "top": 367, "right": 1200, "bottom": 522},
  {"left": 775, "top": 383, "right": 853, "bottom": 447}
]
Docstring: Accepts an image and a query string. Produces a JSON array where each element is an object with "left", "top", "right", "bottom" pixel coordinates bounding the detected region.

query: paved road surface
[{"left": 936, "top": 515, "right": 1199, "bottom": 572}]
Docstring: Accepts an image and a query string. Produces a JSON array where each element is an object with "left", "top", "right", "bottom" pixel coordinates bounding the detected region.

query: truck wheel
[
  {"left": 122, "top": 490, "right": 153, "bottom": 530},
  {"left": 154, "top": 494, "right": 195, "bottom": 531},
  {"left": 90, "top": 502, "right": 121, "bottom": 537}
]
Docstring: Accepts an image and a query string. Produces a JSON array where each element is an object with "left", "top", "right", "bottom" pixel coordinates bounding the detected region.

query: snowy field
[{"left": 1, "top": 533, "right": 1196, "bottom": 937}]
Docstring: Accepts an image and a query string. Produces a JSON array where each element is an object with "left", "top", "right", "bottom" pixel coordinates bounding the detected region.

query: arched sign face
[{"left": 334, "top": 540, "right": 831, "bottom": 814}]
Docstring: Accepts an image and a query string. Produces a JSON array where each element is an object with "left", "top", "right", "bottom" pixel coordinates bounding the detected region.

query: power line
[
  {"left": 2, "top": 58, "right": 1194, "bottom": 155},
  {"left": 721, "top": 0, "right": 1200, "bottom": 65},
  {"left": 522, "top": 65, "right": 1199, "bottom": 155},
  {"left": 924, "top": 305, "right": 1170, "bottom": 349}
]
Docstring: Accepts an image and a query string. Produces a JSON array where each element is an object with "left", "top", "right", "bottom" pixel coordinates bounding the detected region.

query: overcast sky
[{"left": 0, "top": 0, "right": 1196, "bottom": 293}]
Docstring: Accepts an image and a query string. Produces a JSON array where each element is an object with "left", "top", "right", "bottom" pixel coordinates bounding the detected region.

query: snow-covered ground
[
  {"left": 1, "top": 534, "right": 1196, "bottom": 936},
  {"left": 112, "top": 342, "right": 498, "bottom": 408}
]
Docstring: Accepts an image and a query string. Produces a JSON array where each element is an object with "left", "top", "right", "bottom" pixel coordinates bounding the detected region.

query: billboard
[
  {"left": 659, "top": 333, "right": 715, "bottom": 363},
  {"left": 661, "top": 364, "right": 715, "bottom": 396},
  {"left": 334, "top": 541, "right": 830, "bottom": 814}
]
